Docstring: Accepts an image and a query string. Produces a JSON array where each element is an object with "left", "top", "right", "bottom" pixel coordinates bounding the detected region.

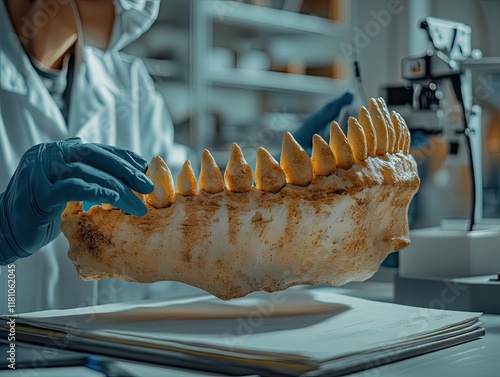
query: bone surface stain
[
  {"left": 75, "top": 218, "right": 113, "bottom": 259},
  {"left": 61, "top": 103, "right": 421, "bottom": 300}
]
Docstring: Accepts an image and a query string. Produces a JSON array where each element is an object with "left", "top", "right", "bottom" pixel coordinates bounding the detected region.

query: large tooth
[
  {"left": 280, "top": 132, "right": 313, "bottom": 186},
  {"left": 177, "top": 160, "right": 197, "bottom": 196},
  {"left": 368, "top": 98, "right": 388, "bottom": 155},
  {"left": 329, "top": 121, "right": 354, "bottom": 169},
  {"left": 311, "top": 134, "right": 336, "bottom": 176},
  {"left": 255, "top": 147, "right": 286, "bottom": 193},
  {"left": 404, "top": 128, "right": 411, "bottom": 154},
  {"left": 145, "top": 156, "right": 175, "bottom": 208},
  {"left": 390, "top": 111, "right": 403, "bottom": 151},
  {"left": 224, "top": 143, "right": 252, "bottom": 193},
  {"left": 377, "top": 98, "right": 396, "bottom": 153},
  {"left": 347, "top": 117, "right": 367, "bottom": 162},
  {"left": 358, "top": 106, "right": 377, "bottom": 157},
  {"left": 398, "top": 113, "right": 411, "bottom": 154},
  {"left": 199, "top": 149, "right": 224, "bottom": 193}
]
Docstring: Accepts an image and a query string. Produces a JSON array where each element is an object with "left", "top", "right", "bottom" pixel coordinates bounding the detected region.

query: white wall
[{"left": 349, "top": 0, "right": 409, "bottom": 99}]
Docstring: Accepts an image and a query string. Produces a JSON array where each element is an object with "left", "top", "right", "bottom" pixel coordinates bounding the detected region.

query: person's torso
[{"left": 0, "top": 32, "right": 199, "bottom": 314}]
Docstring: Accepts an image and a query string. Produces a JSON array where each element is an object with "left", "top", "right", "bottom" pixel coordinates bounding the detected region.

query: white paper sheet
[{"left": 10, "top": 287, "right": 482, "bottom": 365}]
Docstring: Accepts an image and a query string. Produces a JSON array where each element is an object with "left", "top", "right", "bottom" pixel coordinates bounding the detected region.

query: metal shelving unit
[
  {"left": 190, "top": 0, "right": 352, "bottom": 157},
  {"left": 204, "top": 0, "right": 348, "bottom": 37},
  {"left": 208, "top": 66, "right": 350, "bottom": 95},
  {"left": 132, "top": 0, "right": 353, "bottom": 158}
]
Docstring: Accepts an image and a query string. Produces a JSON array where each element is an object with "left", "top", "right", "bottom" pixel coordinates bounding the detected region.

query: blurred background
[{"left": 124, "top": 0, "right": 500, "bottom": 226}]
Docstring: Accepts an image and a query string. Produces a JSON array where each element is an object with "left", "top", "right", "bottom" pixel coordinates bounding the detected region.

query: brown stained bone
[
  {"left": 145, "top": 156, "right": 175, "bottom": 208},
  {"left": 329, "top": 121, "right": 355, "bottom": 169},
  {"left": 177, "top": 160, "right": 197, "bottom": 196},
  {"left": 369, "top": 98, "right": 388, "bottom": 155},
  {"left": 199, "top": 149, "right": 224, "bottom": 194},
  {"left": 61, "top": 99, "right": 420, "bottom": 300},
  {"left": 280, "top": 132, "right": 313, "bottom": 186},
  {"left": 347, "top": 117, "right": 367, "bottom": 162},
  {"left": 390, "top": 111, "right": 404, "bottom": 152},
  {"left": 224, "top": 143, "right": 253, "bottom": 193},
  {"left": 311, "top": 134, "right": 336, "bottom": 177},
  {"left": 255, "top": 147, "right": 286, "bottom": 193},
  {"left": 358, "top": 106, "right": 377, "bottom": 157},
  {"left": 377, "top": 98, "right": 396, "bottom": 153}
]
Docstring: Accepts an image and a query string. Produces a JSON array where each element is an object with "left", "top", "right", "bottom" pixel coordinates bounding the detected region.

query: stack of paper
[{"left": 1, "top": 288, "right": 484, "bottom": 376}]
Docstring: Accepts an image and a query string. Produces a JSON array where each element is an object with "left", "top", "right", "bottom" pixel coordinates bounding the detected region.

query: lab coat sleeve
[{"left": 135, "top": 61, "right": 190, "bottom": 177}]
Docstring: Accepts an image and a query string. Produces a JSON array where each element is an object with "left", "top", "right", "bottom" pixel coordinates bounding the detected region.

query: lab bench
[{"left": 1, "top": 274, "right": 499, "bottom": 377}]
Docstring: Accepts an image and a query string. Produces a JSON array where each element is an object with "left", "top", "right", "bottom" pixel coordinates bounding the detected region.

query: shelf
[
  {"left": 463, "top": 57, "right": 500, "bottom": 73},
  {"left": 204, "top": 1, "right": 346, "bottom": 38},
  {"left": 208, "top": 67, "right": 351, "bottom": 95}
]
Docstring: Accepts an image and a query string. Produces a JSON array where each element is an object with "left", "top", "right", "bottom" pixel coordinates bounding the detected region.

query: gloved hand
[
  {"left": 292, "top": 91, "right": 354, "bottom": 152},
  {"left": 0, "top": 137, "right": 154, "bottom": 265}
]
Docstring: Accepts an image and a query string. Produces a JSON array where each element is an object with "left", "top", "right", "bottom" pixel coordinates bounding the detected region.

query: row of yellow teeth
[{"left": 125, "top": 98, "right": 411, "bottom": 209}]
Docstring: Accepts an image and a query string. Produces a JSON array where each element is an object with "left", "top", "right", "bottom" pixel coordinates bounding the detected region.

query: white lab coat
[{"left": 0, "top": 2, "right": 202, "bottom": 314}]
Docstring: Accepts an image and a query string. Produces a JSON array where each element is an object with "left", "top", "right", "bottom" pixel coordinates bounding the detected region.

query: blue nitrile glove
[
  {"left": 410, "top": 130, "right": 429, "bottom": 149},
  {"left": 292, "top": 91, "right": 354, "bottom": 153},
  {"left": 0, "top": 137, "right": 154, "bottom": 265}
]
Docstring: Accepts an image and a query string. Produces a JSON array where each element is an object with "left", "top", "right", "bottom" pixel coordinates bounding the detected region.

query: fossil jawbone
[{"left": 61, "top": 153, "right": 418, "bottom": 300}]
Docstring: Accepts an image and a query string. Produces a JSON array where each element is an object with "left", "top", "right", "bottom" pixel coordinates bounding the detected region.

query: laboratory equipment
[{"left": 393, "top": 17, "right": 500, "bottom": 313}]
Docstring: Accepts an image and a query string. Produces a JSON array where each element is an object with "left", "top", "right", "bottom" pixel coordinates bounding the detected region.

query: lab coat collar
[
  {"left": 0, "top": 1, "right": 67, "bottom": 138},
  {"left": 0, "top": 1, "right": 33, "bottom": 78},
  {"left": 0, "top": 2, "right": 115, "bottom": 140},
  {"left": 67, "top": 47, "right": 115, "bottom": 137}
]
